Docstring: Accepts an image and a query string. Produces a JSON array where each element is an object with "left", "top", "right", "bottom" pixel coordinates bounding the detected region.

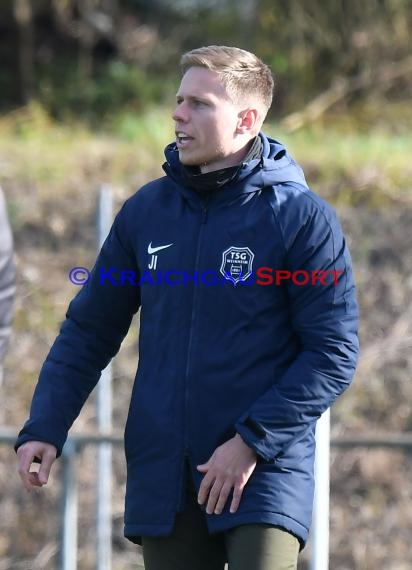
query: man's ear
[{"left": 236, "top": 108, "right": 259, "bottom": 135}]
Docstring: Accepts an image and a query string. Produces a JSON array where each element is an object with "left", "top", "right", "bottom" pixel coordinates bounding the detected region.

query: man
[
  {"left": 0, "top": 187, "right": 15, "bottom": 387},
  {"left": 16, "top": 46, "right": 359, "bottom": 570}
]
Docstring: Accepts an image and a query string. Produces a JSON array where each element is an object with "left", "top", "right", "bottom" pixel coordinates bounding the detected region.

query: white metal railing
[
  {"left": 96, "top": 185, "right": 114, "bottom": 570},
  {"left": 3, "top": 429, "right": 412, "bottom": 568}
]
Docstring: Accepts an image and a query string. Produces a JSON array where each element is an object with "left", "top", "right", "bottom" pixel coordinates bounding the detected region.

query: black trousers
[{"left": 141, "top": 477, "right": 299, "bottom": 570}]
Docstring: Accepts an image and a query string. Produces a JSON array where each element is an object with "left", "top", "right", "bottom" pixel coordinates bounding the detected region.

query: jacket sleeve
[
  {"left": 15, "top": 201, "right": 141, "bottom": 455},
  {"left": 0, "top": 187, "right": 16, "bottom": 366},
  {"left": 236, "top": 188, "right": 359, "bottom": 462}
]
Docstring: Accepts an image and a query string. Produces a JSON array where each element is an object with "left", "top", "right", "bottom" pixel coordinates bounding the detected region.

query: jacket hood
[{"left": 163, "top": 132, "right": 308, "bottom": 194}]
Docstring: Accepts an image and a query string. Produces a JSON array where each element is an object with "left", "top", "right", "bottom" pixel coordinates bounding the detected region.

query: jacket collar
[{"left": 162, "top": 132, "right": 308, "bottom": 207}]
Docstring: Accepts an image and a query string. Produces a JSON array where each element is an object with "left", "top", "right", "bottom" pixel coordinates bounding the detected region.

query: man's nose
[{"left": 172, "top": 102, "right": 189, "bottom": 123}]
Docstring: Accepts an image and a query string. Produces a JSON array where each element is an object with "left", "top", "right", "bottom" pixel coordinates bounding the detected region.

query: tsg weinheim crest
[{"left": 220, "top": 246, "right": 254, "bottom": 285}]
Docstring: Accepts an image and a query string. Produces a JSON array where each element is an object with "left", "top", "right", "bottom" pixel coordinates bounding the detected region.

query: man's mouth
[{"left": 176, "top": 132, "right": 194, "bottom": 146}]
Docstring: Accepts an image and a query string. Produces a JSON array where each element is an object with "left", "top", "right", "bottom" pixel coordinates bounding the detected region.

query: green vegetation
[
  {"left": 2, "top": 102, "right": 410, "bottom": 217},
  {"left": 4, "top": 1, "right": 411, "bottom": 119}
]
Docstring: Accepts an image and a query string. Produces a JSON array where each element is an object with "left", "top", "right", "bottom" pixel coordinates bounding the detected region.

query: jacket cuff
[
  {"left": 14, "top": 430, "right": 65, "bottom": 458},
  {"left": 235, "top": 415, "right": 276, "bottom": 463}
]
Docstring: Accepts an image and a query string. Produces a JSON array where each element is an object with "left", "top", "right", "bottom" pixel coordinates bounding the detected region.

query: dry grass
[{"left": 1, "top": 103, "right": 411, "bottom": 569}]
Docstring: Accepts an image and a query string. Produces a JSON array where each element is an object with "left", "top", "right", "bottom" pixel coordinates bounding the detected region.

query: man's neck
[
  {"left": 180, "top": 136, "right": 263, "bottom": 193},
  {"left": 199, "top": 137, "right": 257, "bottom": 174}
]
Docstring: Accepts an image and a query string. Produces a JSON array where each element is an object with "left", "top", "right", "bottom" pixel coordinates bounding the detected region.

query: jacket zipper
[
  {"left": 177, "top": 198, "right": 209, "bottom": 510},
  {"left": 184, "top": 199, "right": 209, "bottom": 450}
]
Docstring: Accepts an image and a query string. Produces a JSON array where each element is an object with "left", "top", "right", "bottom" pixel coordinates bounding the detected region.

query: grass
[
  {"left": 272, "top": 124, "right": 412, "bottom": 200},
  {"left": 1, "top": 100, "right": 411, "bottom": 213},
  {"left": 0, "top": 103, "right": 173, "bottom": 212}
]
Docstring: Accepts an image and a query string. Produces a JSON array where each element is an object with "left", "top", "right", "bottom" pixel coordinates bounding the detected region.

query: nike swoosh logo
[{"left": 148, "top": 242, "right": 173, "bottom": 254}]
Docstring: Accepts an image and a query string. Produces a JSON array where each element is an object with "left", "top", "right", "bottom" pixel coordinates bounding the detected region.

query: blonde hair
[{"left": 180, "top": 45, "right": 274, "bottom": 120}]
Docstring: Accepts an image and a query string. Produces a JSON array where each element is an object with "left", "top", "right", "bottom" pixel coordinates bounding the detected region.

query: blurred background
[{"left": 0, "top": 0, "right": 411, "bottom": 568}]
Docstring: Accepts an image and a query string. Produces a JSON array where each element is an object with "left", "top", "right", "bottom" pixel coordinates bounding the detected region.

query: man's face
[{"left": 172, "top": 66, "right": 246, "bottom": 173}]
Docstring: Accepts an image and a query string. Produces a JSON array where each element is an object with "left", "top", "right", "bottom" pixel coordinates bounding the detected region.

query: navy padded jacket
[{"left": 16, "top": 133, "right": 359, "bottom": 546}]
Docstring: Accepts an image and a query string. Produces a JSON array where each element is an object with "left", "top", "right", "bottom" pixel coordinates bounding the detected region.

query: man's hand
[
  {"left": 17, "top": 441, "right": 57, "bottom": 492},
  {"left": 197, "top": 433, "right": 257, "bottom": 515}
]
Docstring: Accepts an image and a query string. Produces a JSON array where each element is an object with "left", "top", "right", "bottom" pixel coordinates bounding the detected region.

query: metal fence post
[
  {"left": 96, "top": 186, "right": 114, "bottom": 570},
  {"left": 310, "top": 408, "right": 330, "bottom": 570},
  {"left": 60, "top": 439, "right": 78, "bottom": 570}
]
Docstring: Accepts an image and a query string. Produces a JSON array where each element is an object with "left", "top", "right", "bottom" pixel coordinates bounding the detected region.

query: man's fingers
[
  {"left": 230, "top": 482, "right": 245, "bottom": 513},
  {"left": 17, "top": 442, "right": 57, "bottom": 491},
  {"left": 17, "top": 448, "right": 36, "bottom": 490},
  {"left": 197, "top": 472, "right": 214, "bottom": 505},
  {"left": 213, "top": 482, "right": 232, "bottom": 515},
  {"left": 196, "top": 462, "right": 209, "bottom": 473},
  {"left": 205, "top": 479, "right": 224, "bottom": 514},
  {"left": 37, "top": 448, "right": 56, "bottom": 485},
  {"left": 197, "top": 435, "right": 257, "bottom": 514},
  {"left": 27, "top": 472, "right": 43, "bottom": 488}
]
